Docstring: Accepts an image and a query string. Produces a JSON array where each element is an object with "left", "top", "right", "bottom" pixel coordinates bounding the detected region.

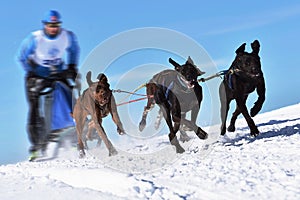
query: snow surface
[{"left": 1, "top": 103, "right": 300, "bottom": 200}]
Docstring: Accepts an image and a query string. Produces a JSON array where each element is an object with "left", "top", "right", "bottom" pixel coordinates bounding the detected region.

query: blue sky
[{"left": 1, "top": 0, "right": 300, "bottom": 164}]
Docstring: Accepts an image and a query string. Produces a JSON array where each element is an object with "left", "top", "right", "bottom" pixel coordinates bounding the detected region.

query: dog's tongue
[
  {"left": 187, "top": 82, "right": 195, "bottom": 89},
  {"left": 180, "top": 76, "right": 194, "bottom": 89}
]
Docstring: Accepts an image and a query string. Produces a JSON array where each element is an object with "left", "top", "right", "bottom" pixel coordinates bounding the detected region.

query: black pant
[{"left": 25, "top": 76, "right": 53, "bottom": 153}]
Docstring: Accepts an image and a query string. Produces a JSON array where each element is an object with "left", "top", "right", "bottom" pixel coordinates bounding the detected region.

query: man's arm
[
  {"left": 17, "top": 33, "right": 37, "bottom": 73},
  {"left": 66, "top": 31, "right": 80, "bottom": 79},
  {"left": 66, "top": 31, "right": 80, "bottom": 67}
]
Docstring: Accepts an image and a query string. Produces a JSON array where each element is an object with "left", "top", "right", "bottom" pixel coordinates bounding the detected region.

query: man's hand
[
  {"left": 27, "top": 59, "right": 38, "bottom": 68},
  {"left": 67, "top": 64, "right": 78, "bottom": 80}
]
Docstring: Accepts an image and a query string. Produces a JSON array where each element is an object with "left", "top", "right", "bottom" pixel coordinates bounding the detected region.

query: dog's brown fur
[{"left": 73, "top": 71, "right": 125, "bottom": 157}]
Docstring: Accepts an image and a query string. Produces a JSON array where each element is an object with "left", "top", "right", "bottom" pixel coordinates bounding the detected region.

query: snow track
[{"left": 1, "top": 104, "right": 300, "bottom": 199}]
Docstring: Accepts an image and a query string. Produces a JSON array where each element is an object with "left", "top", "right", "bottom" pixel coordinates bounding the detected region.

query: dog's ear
[
  {"left": 186, "top": 56, "right": 205, "bottom": 76},
  {"left": 186, "top": 56, "right": 194, "bottom": 65},
  {"left": 86, "top": 71, "right": 93, "bottom": 87},
  {"left": 97, "top": 73, "right": 108, "bottom": 84},
  {"left": 197, "top": 68, "right": 205, "bottom": 76},
  {"left": 169, "top": 58, "right": 181, "bottom": 71},
  {"left": 251, "top": 40, "right": 260, "bottom": 55},
  {"left": 235, "top": 43, "right": 246, "bottom": 55},
  {"left": 97, "top": 73, "right": 110, "bottom": 89}
]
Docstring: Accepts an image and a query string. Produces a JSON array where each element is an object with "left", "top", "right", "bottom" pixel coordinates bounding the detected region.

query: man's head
[{"left": 42, "top": 10, "right": 62, "bottom": 37}]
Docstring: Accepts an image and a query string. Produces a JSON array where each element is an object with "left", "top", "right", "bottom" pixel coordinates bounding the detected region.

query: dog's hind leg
[
  {"left": 93, "top": 122, "right": 117, "bottom": 156},
  {"left": 220, "top": 82, "right": 231, "bottom": 135},
  {"left": 228, "top": 96, "right": 247, "bottom": 132},
  {"left": 179, "top": 113, "right": 191, "bottom": 142},
  {"left": 86, "top": 120, "right": 94, "bottom": 140},
  {"left": 160, "top": 101, "right": 185, "bottom": 154},
  {"left": 180, "top": 117, "right": 207, "bottom": 140},
  {"left": 235, "top": 96, "right": 259, "bottom": 136},
  {"left": 227, "top": 106, "right": 240, "bottom": 132}
]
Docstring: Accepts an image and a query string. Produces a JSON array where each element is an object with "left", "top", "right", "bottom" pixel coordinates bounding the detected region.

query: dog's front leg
[
  {"left": 235, "top": 96, "right": 259, "bottom": 137},
  {"left": 180, "top": 117, "right": 207, "bottom": 139},
  {"left": 190, "top": 106, "right": 200, "bottom": 130},
  {"left": 73, "top": 101, "right": 87, "bottom": 158},
  {"left": 110, "top": 95, "right": 125, "bottom": 134},
  {"left": 92, "top": 112, "right": 118, "bottom": 156},
  {"left": 251, "top": 77, "right": 266, "bottom": 117}
]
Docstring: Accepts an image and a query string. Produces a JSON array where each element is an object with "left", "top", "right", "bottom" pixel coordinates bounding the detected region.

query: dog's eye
[{"left": 245, "top": 59, "right": 251, "bottom": 66}]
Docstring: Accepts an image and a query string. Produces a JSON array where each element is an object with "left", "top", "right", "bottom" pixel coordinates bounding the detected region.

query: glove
[
  {"left": 66, "top": 64, "right": 78, "bottom": 80},
  {"left": 27, "top": 58, "right": 38, "bottom": 68},
  {"left": 26, "top": 59, "right": 38, "bottom": 76}
]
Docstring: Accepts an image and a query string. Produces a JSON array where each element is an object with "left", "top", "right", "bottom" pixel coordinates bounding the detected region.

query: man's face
[{"left": 44, "top": 23, "right": 61, "bottom": 37}]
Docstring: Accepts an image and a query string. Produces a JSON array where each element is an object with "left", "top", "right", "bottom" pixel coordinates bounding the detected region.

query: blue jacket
[
  {"left": 17, "top": 28, "right": 80, "bottom": 130},
  {"left": 17, "top": 28, "right": 79, "bottom": 77}
]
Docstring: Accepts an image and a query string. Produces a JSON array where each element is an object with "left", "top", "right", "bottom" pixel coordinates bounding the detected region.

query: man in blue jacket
[{"left": 17, "top": 10, "right": 80, "bottom": 161}]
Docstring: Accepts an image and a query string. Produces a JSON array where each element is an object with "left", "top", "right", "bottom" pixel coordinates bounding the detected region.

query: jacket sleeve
[
  {"left": 17, "top": 33, "right": 36, "bottom": 72},
  {"left": 66, "top": 31, "right": 80, "bottom": 68}
]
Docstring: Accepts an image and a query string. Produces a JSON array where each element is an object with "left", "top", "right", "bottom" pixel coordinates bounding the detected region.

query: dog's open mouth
[
  {"left": 248, "top": 72, "right": 261, "bottom": 78},
  {"left": 98, "top": 98, "right": 109, "bottom": 106},
  {"left": 179, "top": 76, "right": 195, "bottom": 89}
]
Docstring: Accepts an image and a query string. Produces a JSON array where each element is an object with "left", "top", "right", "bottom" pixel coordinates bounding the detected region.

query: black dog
[
  {"left": 219, "top": 40, "right": 266, "bottom": 136},
  {"left": 139, "top": 57, "right": 208, "bottom": 153}
]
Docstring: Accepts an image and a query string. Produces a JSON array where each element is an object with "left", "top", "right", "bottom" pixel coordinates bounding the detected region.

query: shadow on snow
[{"left": 222, "top": 117, "right": 300, "bottom": 147}]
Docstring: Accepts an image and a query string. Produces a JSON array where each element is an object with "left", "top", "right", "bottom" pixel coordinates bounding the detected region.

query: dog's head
[
  {"left": 169, "top": 57, "right": 205, "bottom": 88},
  {"left": 94, "top": 81, "right": 112, "bottom": 106},
  {"left": 233, "top": 41, "right": 262, "bottom": 79},
  {"left": 86, "top": 71, "right": 112, "bottom": 106}
]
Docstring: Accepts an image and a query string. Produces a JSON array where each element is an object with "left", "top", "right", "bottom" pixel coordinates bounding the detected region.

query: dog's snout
[{"left": 251, "top": 66, "right": 260, "bottom": 76}]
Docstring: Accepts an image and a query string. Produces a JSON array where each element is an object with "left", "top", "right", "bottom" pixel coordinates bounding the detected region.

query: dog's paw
[
  {"left": 250, "top": 126, "right": 259, "bottom": 137},
  {"left": 176, "top": 146, "right": 185, "bottom": 154},
  {"left": 139, "top": 120, "right": 146, "bottom": 132},
  {"left": 227, "top": 124, "right": 236, "bottom": 132},
  {"left": 109, "top": 148, "right": 118, "bottom": 156},
  {"left": 250, "top": 103, "right": 262, "bottom": 117},
  {"left": 117, "top": 127, "right": 126, "bottom": 135},
  {"left": 196, "top": 127, "right": 208, "bottom": 140},
  {"left": 78, "top": 149, "right": 85, "bottom": 158}
]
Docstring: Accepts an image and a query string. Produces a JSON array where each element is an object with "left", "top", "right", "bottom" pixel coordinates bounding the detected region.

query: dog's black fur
[
  {"left": 139, "top": 57, "right": 208, "bottom": 153},
  {"left": 220, "top": 40, "right": 266, "bottom": 136}
]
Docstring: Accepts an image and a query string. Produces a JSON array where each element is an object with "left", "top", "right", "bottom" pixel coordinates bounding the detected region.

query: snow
[{"left": 1, "top": 103, "right": 300, "bottom": 200}]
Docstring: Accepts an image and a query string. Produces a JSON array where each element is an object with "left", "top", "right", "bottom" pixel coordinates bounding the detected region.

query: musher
[{"left": 17, "top": 10, "right": 80, "bottom": 161}]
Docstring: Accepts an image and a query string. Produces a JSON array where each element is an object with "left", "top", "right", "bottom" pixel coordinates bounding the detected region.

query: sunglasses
[{"left": 46, "top": 23, "right": 61, "bottom": 28}]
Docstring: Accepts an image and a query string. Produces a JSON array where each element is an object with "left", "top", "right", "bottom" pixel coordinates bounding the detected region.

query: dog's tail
[{"left": 86, "top": 71, "right": 93, "bottom": 87}]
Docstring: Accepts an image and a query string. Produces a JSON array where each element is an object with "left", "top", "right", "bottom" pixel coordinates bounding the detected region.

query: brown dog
[{"left": 73, "top": 71, "right": 125, "bottom": 158}]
